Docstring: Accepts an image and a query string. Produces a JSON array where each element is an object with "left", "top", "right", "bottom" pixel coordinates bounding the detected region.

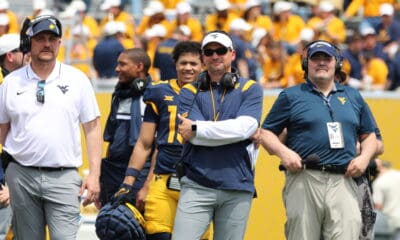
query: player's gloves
[{"left": 110, "top": 183, "right": 136, "bottom": 206}]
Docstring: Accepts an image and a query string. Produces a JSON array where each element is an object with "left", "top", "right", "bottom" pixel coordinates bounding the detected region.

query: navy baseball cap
[
  {"left": 28, "top": 17, "right": 62, "bottom": 37},
  {"left": 307, "top": 41, "right": 338, "bottom": 58}
]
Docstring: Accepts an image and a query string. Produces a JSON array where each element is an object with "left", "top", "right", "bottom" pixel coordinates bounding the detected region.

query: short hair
[
  {"left": 172, "top": 41, "right": 202, "bottom": 63},
  {"left": 122, "top": 48, "right": 151, "bottom": 73}
]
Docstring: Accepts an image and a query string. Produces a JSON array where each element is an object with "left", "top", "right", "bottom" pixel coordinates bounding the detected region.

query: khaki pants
[{"left": 283, "top": 170, "right": 361, "bottom": 240}]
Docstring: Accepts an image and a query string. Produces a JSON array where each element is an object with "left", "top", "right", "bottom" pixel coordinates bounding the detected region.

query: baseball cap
[
  {"left": 380, "top": 3, "right": 394, "bottom": 16},
  {"left": 143, "top": 1, "right": 164, "bottom": 16},
  {"left": 201, "top": 32, "right": 233, "bottom": 49},
  {"left": 360, "top": 27, "right": 376, "bottom": 36},
  {"left": 0, "top": 33, "right": 20, "bottom": 55},
  {"left": 100, "top": 0, "right": 120, "bottom": 11},
  {"left": 318, "top": 1, "right": 335, "bottom": 12},
  {"left": 28, "top": 17, "right": 62, "bottom": 37},
  {"left": 307, "top": 41, "right": 338, "bottom": 58},
  {"left": 229, "top": 18, "right": 252, "bottom": 31},
  {"left": 0, "top": 13, "right": 9, "bottom": 26},
  {"left": 103, "top": 21, "right": 126, "bottom": 36},
  {"left": 0, "top": 0, "right": 9, "bottom": 10},
  {"left": 176, "top": 1, "right": 191, "bottom": 14},
  {"left": 245, "top": 0, "right": 261, "bottom": 10},
  {"left": 273, "top": 1, "right": 292, "bottom": 14},
  {"left": 214, "top": 0, "right": 231, "bottom": 11}
]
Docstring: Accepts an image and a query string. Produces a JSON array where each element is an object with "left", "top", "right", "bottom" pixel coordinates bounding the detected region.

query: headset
[
  {"left": 301, "top": 40, "right": 343, "bottom": 74},
  {"left": 130, "top": 75, "right": 151, "bottom": 95},
  {"left": 196, "top": 68, "right": 239, "bottom": 91},
  {"left": 20, "top": 15, "right": 63, "bottom": 54}
]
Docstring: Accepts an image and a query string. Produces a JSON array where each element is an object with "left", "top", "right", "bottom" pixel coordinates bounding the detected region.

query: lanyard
[
  {"left": 209, "top": 83, "right": 226, "bottom": 121},
  {"left": 320, "top": 93, "right": 335, "bottom": 121}
]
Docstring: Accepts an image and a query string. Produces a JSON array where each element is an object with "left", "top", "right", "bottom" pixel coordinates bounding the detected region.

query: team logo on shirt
[
  {"left": 163, "top": 95, "right": 174, "bottom": 101},
  {"left": 57, "top": 85, "right": 69, "bottom": 94},
  {"left": 337, "top": 97, "right": 346, "bottom": 105}
]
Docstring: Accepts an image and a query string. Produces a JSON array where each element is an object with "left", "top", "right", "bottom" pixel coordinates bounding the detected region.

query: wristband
[
  {"left": 191, "top": 123, "right": 197, "bottom": 132},
  {"left": 125, "top": 167, "right": 140, "bottom": 178}
]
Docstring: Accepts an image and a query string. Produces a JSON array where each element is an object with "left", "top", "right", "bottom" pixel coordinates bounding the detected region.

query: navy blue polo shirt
[{"left": 262, "top": 81, "right": 375, "bottom": 166}]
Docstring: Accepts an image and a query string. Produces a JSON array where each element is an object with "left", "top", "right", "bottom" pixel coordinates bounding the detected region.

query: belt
[
  {"left": 279, "top": 163, "right": 348, "bottom": 174},
  {"left": 28, "top": 166, "right": 77, "bottom": 171},
  {"left": 2, "top": 151, "right": 76, "bottom": 172}
]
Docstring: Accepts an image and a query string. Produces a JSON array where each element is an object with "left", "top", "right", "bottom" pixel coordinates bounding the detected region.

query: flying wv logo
[
  {"left": 57, "top": 85, "right": 69, "bottom": 94},
  {"left": 337, "top": 97, "right": 346, "bottom": 105}
]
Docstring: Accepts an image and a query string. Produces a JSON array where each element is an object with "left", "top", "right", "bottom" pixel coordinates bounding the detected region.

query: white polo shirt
[{"left": 0, "top": 61, "right": 100, "bottom": 167}]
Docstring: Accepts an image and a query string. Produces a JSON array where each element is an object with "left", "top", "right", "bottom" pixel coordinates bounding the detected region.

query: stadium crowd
[{"left": 0, "top": 0, "right": 399, "bottom": 91}]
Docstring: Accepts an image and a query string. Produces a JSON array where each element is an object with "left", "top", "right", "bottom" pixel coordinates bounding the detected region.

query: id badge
[
  {"left": 326, "top": 122, "right": 344, "bottom": 149},
  {"left": 167, "top": 173, "right": 181, "bottom": 191}
]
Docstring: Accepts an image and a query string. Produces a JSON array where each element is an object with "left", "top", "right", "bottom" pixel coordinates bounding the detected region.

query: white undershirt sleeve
[{"left": 189, "top": 116, "right": 258, "bottom": 146}]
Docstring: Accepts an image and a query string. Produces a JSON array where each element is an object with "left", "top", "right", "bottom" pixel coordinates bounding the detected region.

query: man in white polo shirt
[{"left": 0, "top": 15, "right": 102, "bottom": 239}]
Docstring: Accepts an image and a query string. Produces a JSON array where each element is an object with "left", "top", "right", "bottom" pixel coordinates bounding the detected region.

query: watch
[{"left": 191, "top": 123, "right": 197, "bottom": 132}]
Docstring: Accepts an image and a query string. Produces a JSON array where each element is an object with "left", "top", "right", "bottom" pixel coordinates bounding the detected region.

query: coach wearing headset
[
  {"left": 260, "top": 40, "right": 378, "bottom": 240},
  {"left": 174, "top": 31, "right": 263, "bottom": 240},
  {"left": 0, "top": 15, "right": 102, "bottom": 239}
]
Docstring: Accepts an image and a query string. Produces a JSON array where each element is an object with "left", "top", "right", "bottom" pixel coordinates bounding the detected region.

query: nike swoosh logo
[{"left": 16, "top": 91, "right": 26, "bottom": 95}]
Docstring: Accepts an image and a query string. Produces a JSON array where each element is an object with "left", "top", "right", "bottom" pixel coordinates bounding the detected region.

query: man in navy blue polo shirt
[
  {"left": 173, "top": 30, "right": 263, "bottom": 240},
  {"left": 260, "top": 40, "right": 378, "bottom": 240}
]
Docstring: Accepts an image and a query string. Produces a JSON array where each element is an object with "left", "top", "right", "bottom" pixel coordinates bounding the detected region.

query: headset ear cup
[
  {"left": 197, "top": 71, "right": 209, "bottom": 90},
  {"left": 20, "top": 18, "right": 32, "bottom": 54},
  {"left": 221, "top": 72, "right": 238, "bottom": 89},
  {"left": 131, "top": 77, "right": 150, "bottom": 95}
]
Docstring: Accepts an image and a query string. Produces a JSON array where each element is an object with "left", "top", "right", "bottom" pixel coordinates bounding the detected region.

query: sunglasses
[
  {"left": 36, "top": 80, "right": 45, "bottom": 104},
  {"left": 203, "top": 47, "right": 229, "bottom": 57}
]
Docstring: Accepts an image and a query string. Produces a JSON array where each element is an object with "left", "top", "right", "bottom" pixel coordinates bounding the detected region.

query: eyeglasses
[
  {"left": 36, "top": 80, "right": 45, "bottom": 104},
  {"left": 203, "top": 47, "right": 229, "bottom": 57}
]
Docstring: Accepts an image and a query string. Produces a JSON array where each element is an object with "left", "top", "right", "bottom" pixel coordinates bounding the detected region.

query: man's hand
[
  {"left": 346, "top": 155, "right": 369, "bottom": 178},
  {"left": 250, "top": 128, "right": 261, "bottom": 149},
  {"left": 135, "top": 185, "right": 149, "bottom": 213},
  {"left": 280, "top": 149, "right": 303, "bottom": 173},
  {"left": 80, "top": 172, "right": 100, "bottom": 207},
  {"left": 177, "top": 114, "right": 195, "bottom": 141},
  {"left": 0, "top": 184, "right": 10, "bottom": 207}
]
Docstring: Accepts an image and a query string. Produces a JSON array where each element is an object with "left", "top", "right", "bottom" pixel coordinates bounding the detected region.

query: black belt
[
  {"left": 28, "top": 166, "right": 76, "bottom": 171},
  {"left": 279, "top": 163, "right": 348, "bottom": 174},
  {"left": 1, "top": 151, "right": 76, "bottom": 171}
]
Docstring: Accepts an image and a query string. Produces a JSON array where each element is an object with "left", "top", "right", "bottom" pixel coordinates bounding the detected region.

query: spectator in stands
[
  {"left": 271, "top": 1, "right": 305, "bottom": 55},
  {"left": 166, "top": 1, "right": 203, "bottom": 42},
  {"left": 153, "top": 28, "right": 187, "bottom": 80},
  {"left": 259, "top": 40, "right": 287, "bottom": 89},
  {"left": 136, "top": 1, "right": 169, "bottom": 39},
  {"left": 384, "top": 40, "right": 400, "bottom": 91},
  {"left": 360, "top": 27, "right": 387, "bottom": 60},
  {"left": 68, "top": 0, "right": 101, "bottom": 39},
  {"left": 30, "top": 0, "right": 47, "bottom": 19},
  {"left": 99, "top": 0, "right": 135, "bottom": 41},
  {"left": 93, "top": 21, "right": 125, "bottom": 79},
  {"left": 242, "top": 0, "right": 273, "bottom": 38},
  {"left": 342, "top": 33, "right": 364, "bottom": 89},
  {"left": 143, "top": 23, "right": 167, "bottom": 81},
  {"left": 360, "top": 51, "right": 388, "bottom": 91},
  {"left": 229, "top": 18, "right": 252, "bottom": 79},
  {"left": 343, "top": 1, "right": 395, "bottom": 30},
  {"left": 372, "top": 159, "right": 400, "bottom": 239},
  {"left": 251, "top": 27, "right": 270, "bottom": 81},
  {"left": 70, "top": 24, "right": 94, "bottom": 77},
  {"left": 307, "top": 1, "right": 346, "bottom": 45},
  {"left": 282, "top": 28, "right": 314, "bottom": 88},
  {"left": 205, "top": 0, "right": 239, "bottom": 33},
  {"left": 0, "top": 0, "right": 18, "bottom": 33},
  {"left": 375, "top": 3, "right": 400, "bottom": 44}
]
